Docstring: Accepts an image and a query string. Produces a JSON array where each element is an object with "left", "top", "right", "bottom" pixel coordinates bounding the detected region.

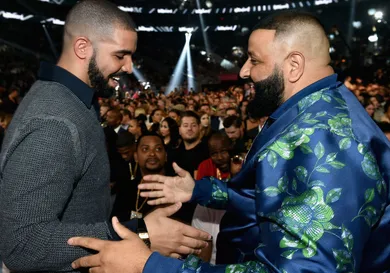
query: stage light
[
  {"left": 374, "top": 11, "right": 383, "bottom": 20},
  {"left": 352, "top": 21, "right": 362, "bottom": 29},
  {"left": 200, "top": 50, "right": 207, "bottom": 55},
  {"left": 186, "top": 37, "right": 195, "bottom": 92},
  {"left": 166, "top": 34, "right": 192, "bottom": 94},
  {"left": 368, "top": 34, "right": 378, "bottom": 43},
  {"left": 205, "top": 0, "right": 213, "bottom": 8},
  {"left": 133, "top": 65, "right": 147, "bottom": 82},
  {"left": 196, "top": 0, "right": 212, "bottom": 55},
  {"left": 368, "top": 9, "right": 376, "bottom": 16}
]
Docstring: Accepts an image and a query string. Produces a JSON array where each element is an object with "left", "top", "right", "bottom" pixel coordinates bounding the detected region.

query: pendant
[
  {"left": 131, "top": 175, "right": 135, "bottom": 180},
  {"left": 130, "top": 211, "right": 143, "bottom": 219}
]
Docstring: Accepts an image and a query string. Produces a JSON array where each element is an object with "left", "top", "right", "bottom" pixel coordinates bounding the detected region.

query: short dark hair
[
  {"left": 122, "top": 109, "right": 132, "bottom": 118},
  {"left": 64, "top": 0, "right": 137, "bottom": 45},
  {"left": 107, "top": 109, "right": 123, "bottom": 121},
  {"left": 223, "top": 116, "right": 242, "bottom": 129},
  {"left": 136, "top": 132, "right": 165, "bottom": 150},
  {"left": 208, "top": 132, "right": 232, "bottom": 151},
  {"left": 226, "top": 107, "right": 238, "bottom": 114},
  {"left": 253, "top": 11, "right": 326, "bottom": 39},
  {"left": 378, "top": 122, "right": 390, "bottom": 134},
  {"left": 116, "top": 131, "right": 136, "bottom": 148},
  {"left": 384, "top": 101, "right": 390, "bottom": 113},
  {"left": 180, "top": 111, "right": 200, "bottom": 125}
]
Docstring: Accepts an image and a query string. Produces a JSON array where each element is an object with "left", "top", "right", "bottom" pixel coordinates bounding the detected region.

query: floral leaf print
[
  {"left": 294, "top": 166, "right": 308, "bottom": 182},
  {"left": 326, "top": 153, "right": 337, "bottom": 163},
  {"left": 226, "top": 262, "right": 268, "bottom": 273},
  {"left": 278, "top": 174, "right": 289, "bottom": 192},
  {"left": 267, "top": 151, "right": 278, "bottom": 168},
  {"left": 361, "top": 152, "right": 381, "bottom": 180},
  {"left": 300, "top": 144, "right": 313, "bottom": 154},
  {"left": 328, "top": 116, "right": 353, "bottom": 138},
  {"left": 277, "top": 187, "right": 336, "bottom": 258},
  {"left": 304, "top": 119, "right": 320, "bottom": 125},
  {"left": 365, "top": 188, "right": 375, "bottom": 203},
  {"left": 328, "top": 161, "right": 346, "bottom": 169},
  {"left": 362, "top": 206, "right": 378, "bottom": 226},
  {"left": 315, "top": 111, "right": 327, "bottom": 117},
  {"left": 313, "top": 124, "right": 330, "bottom": 130},
  {"left": 339, "top": 138, "right": 352, "bottom": 150},
  {"left": 298, "top": 91, "right": 323, "bottom": 112},
  {"left": 258, "top": 150, "right": 269, "bottom": 162},
  {"left": 309, "top": 180, "right": 325, "bottom": 188},
  {"left": 316, "top": 166, "right": 330, "bottom": 173},
  {"left": 341, "top": 225, "right": 354, "bottom": 252},
  {"left": 332, "top": 249, "right": 352, "bottom": 272},
  {"left": 314, "top": 142, "right": 325, "bottom": 159},
  {"left": 357, "top": 143, "right": 368, "bottom": 155},
  {"left": 333, "top": 97, "right": 348, "bottom": 107},
  {"left": 322, "top": 222, "right": 340, "bottom": 230},
  {"left": 264, "top": 187, "right": 281, "bottom": 197},
  {"left": 322, "top": 94, "right": 332, "bottom": 103},
  {"left": 281, "top": 249, "right": 298, "bottom": 260},
  {"left": 292, "top": 178, "right": 298, "bottom": 191},
  {"left": 326, "top": 188, "right": 342, "bottom": 204}
]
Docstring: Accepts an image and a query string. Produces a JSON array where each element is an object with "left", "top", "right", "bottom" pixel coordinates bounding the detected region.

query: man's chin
[{"left": 145, "top": 166, "right": 164, "bottom": 174}]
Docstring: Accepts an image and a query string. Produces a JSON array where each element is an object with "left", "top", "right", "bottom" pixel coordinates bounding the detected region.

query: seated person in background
[
  {"left": 172, "top": 111, "right": 209, "bottom": 224},
  {"left": 192, "top": 132, "right": 243, "bottom": 264},
  {"left": 111, "top": 131, "right": 140, "bottom": 221},
  {"left": 223, "top": 115, "right": 253, "bottom": 156},
  {"left": 129, "top": 133, "right": 173, "bottom": 220}
]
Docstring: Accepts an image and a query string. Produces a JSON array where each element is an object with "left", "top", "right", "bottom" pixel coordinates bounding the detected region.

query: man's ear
[
  {"left": 73, "top": 37, "right": 93, "bottom": 60},
  {"left": 286, "top": 51, "right": 305, "bottom": 84}
]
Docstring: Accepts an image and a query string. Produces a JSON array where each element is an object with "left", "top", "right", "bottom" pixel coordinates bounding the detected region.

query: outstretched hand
[{"left": 139, "top": 163, "right": 195, "bottom": 206}]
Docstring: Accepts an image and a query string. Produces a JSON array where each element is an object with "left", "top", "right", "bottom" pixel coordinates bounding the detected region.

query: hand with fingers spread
[
  {"left": 145, "top": 203, "right": 211, "bottom": 257},
  {"left": 139, "top": 162, "right": 195, "bottom": 206},
  {"left": 68, "top": 217, "right": 151, "bottom": 273}
]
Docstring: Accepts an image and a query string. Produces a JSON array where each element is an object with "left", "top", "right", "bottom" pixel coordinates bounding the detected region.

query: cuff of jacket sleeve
[
  {"left": 108, "top": 219, "right": 138, "bottom": 241},
  {"left": 143, "top": 252, "right": 183, "bottom": 273},
  {"left": 190, "top": 177, "right": 213, "bottom": 206}
]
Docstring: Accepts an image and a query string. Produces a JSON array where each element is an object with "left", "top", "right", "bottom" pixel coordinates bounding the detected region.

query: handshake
[{"left": 69, "top": 163, "right": 207, "bottom": 273}]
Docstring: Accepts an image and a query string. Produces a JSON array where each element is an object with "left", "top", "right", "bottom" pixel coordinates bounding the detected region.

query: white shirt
[
  {"left": 218, "top": 117, "right": 224, "bottom": 130},
  {"left": 192, "top": 205, "right": 225, "bottom": 264}
]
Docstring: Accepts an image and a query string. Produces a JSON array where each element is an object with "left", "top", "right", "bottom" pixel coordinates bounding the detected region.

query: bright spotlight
[
  {"left": 368, "top": 34, "right": 378, "bottom": 43},
  {"left": 186, "top": 40, "right": 195, "bottom": 92},
  {"left": 133, "top": 65, "right": 146, "bottom": 82},
  {"left": 352, "top": 21, "right": 362, "bottom": 29},
  {"left": 368, "top": 8, "right": 376, "bottom": 16},
  {"left": 374, "top": 11, "right": 383, "bottom": 20},
  {"left": 329, "top": 47, "right": 336, "bottom": 53},
  {"left": 205, "top": 0, "right": 213, "bottom": 8},
  {"left": 166, "top": 34, "right": 192, "bottom": 94},
  {"left": 200, "top": 50, "right": 207, "bottom": 55}
]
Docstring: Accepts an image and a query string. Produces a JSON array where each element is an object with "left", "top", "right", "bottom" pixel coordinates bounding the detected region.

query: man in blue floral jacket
[{"left": 69, "top": 12, "right": 390, "bottom": 273}]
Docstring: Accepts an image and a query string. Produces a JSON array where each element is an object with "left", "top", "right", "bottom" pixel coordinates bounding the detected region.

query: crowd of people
[{"left": 0, "top": 0, "right": 390, "bottom": 272}]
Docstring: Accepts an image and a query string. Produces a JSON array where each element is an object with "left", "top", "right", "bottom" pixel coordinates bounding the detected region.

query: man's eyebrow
[{"left": 114, "top": 49, "right": 133, "bottom": 55}]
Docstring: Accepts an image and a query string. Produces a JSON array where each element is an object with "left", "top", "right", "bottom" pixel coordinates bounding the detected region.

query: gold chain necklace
[{"left": 129, "top": 162, "right": 138, "bottom": 180}]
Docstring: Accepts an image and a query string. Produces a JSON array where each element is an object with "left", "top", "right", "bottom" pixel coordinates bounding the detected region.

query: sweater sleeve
[{"left": 0, "top": 118, "right": 118, "bottom": 272}]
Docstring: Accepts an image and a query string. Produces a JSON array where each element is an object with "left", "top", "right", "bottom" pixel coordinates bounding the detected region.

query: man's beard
[
  {"left": 88, "top": 52, "right": 116, "bottom": 99},
  {"left": 184, "top": 135, "right": 199, "bottom": 144},
  {"left": 247, "top": 66, "right": 285, "bottom": 119}
]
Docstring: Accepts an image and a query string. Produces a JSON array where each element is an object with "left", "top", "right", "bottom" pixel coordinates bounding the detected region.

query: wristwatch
[{"left": 136, "top": 218, "right": 151, "bottom": 248}]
